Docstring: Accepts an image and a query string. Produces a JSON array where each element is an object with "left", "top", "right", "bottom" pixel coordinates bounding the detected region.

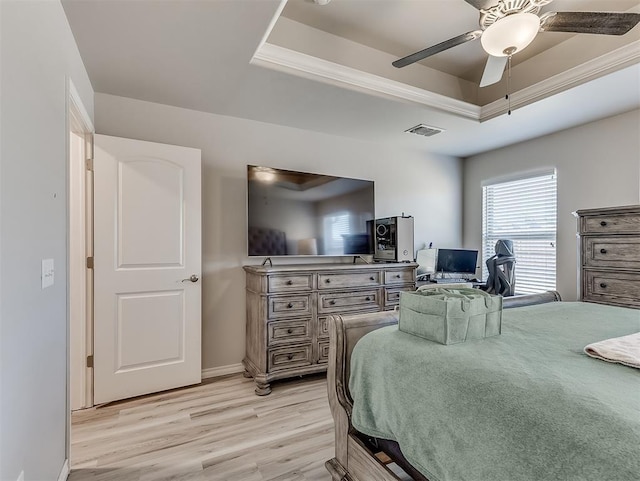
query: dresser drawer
[
  {"left": 583, "top": 236, "right": 640, "bottom": 269},
  {"left": 316, "top": 340, "right": 330, "bottom": 364},
  {"left": 268, "top": 274, "right": 313, "bottom": 293},
  {"left": 384, "top": 269, "right": 414, "bottom": 284},
  {"left": 581, "top": 213, "right": 640, "bottom": 235},
  {"left": 268, "top": 319, "right": 311, "bottom": 346},
  {"left": 384, "top": 285, "right": 415, "bottom": 308},
  {"left": 318, "top": 271, "right": 380, "bottom": 290},
  {"left": 268, "top": 294, "right": 312, "bottom": 319},
  {"left": 318, "top": 290, "right": 380, "bottom": 313},
  {"left": 583, "top": 270, "right": 640, "bottom": 308},
  {"left": 268, "top": 344, "right": 312, "bottom": 372}
]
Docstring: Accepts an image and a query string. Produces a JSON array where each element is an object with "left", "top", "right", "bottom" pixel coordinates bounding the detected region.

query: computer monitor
[{"left": 435, "top": 248, "right": 478, "bottom": 275}]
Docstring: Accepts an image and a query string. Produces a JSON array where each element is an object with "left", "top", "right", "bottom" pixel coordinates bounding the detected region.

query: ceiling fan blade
[
  {"left": 462, "top": 0, "right": 500, "bottom": 10},
  {"left": 393, "top": 30, "right": 482, "bottom": 68},
  {"left": 540, "top": 12, "right": 640, "bottom": 35},
  {"left": 479, "top": 55, "right": 508, "bottom": 87}
]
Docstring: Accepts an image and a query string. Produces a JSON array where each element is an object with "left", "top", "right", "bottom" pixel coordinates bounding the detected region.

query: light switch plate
[{"left": 42, "top": 258, "right": 54, "bottom": 289}]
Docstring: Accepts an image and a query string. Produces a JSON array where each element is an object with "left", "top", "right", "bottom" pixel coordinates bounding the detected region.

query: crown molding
[
  {"left": 253, "top": 40, "right": 639, "bottom": 123},
  {"left": 479, "top": 40, "right": 640, "bottom": 121},
  {"left": 251, "top": 43, "right": 482, "bottom": 121}
]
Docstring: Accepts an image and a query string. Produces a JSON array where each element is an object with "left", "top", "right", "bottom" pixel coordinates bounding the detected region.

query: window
[
  {"left": 482, "top": 170, "right": 557, "bottom": 294},
  {"left": 323, "top": 212, "right": 350, "bottom": 255}
]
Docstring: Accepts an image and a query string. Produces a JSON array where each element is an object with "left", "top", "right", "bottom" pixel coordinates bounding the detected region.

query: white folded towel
[{"left": 584, "top": 332, "right": 640, "bottom": 369}]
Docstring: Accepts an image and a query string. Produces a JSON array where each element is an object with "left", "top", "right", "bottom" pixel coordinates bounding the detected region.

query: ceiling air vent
[{"left": 404, "top": 124, "right": 444, "bottom": 137}]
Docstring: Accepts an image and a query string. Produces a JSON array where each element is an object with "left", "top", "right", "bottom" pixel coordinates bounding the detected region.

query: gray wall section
[
  {"left": 94, "top": 92, "right": 464, "bottom": 372},
  {"left": 0, "top": 1, "right": 94, "bottom": 480},
  {"left": 463, "top": 109, "right": 640, "bottom": 302}
]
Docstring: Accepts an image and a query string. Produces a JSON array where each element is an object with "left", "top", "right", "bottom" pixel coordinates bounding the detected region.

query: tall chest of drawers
[
  {"left": 243, "top": 262, "right": 417, "bottom": 395},
  {"left": 575, "top": 205, "right": 640, "bottom": 309}
]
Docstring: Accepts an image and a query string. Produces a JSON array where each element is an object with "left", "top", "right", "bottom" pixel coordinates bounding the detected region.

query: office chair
[{"left": 484, "top": 239, "right": 516, "bottom": 297}]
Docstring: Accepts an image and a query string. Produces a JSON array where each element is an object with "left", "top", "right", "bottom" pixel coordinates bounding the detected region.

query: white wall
[
  {"left": 0, "top": 1, "right": 94, "bottom": 480},
  {"left": 95, "top": 93, "right": 463, "bottom": 371},
  {"left": 463, "top": 109, "right": 640, "bottom": 301}
]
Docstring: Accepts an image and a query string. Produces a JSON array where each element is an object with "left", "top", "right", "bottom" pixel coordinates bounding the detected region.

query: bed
[{"left": 325, "top": 291, "right": 640, "bottom": 481}]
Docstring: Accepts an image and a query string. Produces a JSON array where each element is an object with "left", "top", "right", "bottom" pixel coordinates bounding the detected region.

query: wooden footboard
[
  {"left": 326, "top": 309, "right": 401, "bottom": 481},
  {"left": 325, "top": 290, "right": 562, "bottom": 481}
]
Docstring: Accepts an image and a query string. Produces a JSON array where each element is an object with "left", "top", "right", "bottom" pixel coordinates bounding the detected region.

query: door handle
[{"left": 181, "top": 274, "right": 199, "bottom": 283}]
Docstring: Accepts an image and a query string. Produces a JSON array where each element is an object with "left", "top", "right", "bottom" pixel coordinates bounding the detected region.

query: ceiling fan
[{"left": 392, "top": 0, "right": 640, "bottom": 88}]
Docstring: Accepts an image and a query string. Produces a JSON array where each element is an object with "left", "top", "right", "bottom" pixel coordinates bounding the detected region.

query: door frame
[{"left": 66, "top": 77, "right": 94, "bottom": 464}]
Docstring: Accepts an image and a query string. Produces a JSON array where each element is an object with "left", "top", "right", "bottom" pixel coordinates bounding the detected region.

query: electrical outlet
[
  {"left": 42, "top": 258, "right": 54, "bottom": 289},
  {"left": 17, "top": 470, "right": 24, "bottom": 481}
]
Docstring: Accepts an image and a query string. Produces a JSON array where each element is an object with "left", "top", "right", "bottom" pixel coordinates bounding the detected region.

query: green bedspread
[{"left": 349, "top": 302, "right": 640, "bottom": 481}]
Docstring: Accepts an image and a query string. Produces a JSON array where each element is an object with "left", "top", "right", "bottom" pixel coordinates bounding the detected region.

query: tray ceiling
[
  {"left": 61, "top": 0, "right": 640, "bottom": 157},
  {"left": 267, "top": 0, "right": 640, "bottom": 106}
]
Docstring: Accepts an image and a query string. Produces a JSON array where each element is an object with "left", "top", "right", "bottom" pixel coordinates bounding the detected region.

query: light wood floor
[{"left": 69, "top": 373, "right": 334, "bottom": 481}]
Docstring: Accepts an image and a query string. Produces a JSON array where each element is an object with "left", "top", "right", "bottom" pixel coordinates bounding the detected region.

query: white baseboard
[
  {"left": 201, "top": 363, "right": 244, "bottom": 380},
  {"left": 57, "top": 460, "right": 69, "bottom": 481}
]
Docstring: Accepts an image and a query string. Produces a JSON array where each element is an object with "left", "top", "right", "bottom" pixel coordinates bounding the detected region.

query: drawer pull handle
[
  {"left": 395, "top": 274, "right": 401, "bottom": 278},
  {"left": 365, "top": 296, "right": 371, "bottom": 301},
  {"left": 287, "top": 328, "right": 293, "bottom": 334},
  {"left": 287, "top": 354, "right": 294, "bottom": 360},
  {"left": 370, "top": 276, "right": 375, "bottom": 281},
  {"left": 287, "top": 303, "right": 293, "bottom": 308},
  {"left": 325, "top": 279, "right": 331, "bottom": 284},
  {"left": 600, "top": 283, "right": 607, "bottom": 289},
  {"left": 286, "top": 280, "right": 293, "bottom": 285},
  {"left": 600, "top": 248, "right": 607, "bottom": 254},
  {"left": 600, "top": 221, "right": 607, "bottom": 227},
  {"left": 329, "top": 300, "right": 336, "bottom": 305}
]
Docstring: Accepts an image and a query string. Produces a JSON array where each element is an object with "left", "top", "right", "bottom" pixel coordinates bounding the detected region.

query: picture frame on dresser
[{"left": 243, "top": 262, "right": 417, "bottom": 395}]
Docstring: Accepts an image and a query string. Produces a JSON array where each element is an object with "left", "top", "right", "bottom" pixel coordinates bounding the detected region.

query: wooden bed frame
[{"left": 325, "top": 290, "right": 562, "bottom": 481}]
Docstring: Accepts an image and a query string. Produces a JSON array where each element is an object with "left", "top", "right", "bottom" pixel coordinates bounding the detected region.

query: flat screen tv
[
  {"left": 247, "top": 165, "right": 375, "bottom": 257},
  {"left": 435, "top": 248, "right": 478, "bottom": 275}
]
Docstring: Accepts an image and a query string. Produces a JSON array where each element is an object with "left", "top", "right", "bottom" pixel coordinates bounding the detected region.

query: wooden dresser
[
  {"left": 243, "top": 262, "right": 417, "bottom": 395},
  {"left": 575, "top": 205, "right": 640, "bottom": 309}
]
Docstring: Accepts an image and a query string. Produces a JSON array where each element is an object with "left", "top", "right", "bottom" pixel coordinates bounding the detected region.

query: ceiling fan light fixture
[{"left": 480, "top": 12, "right": 540, "bottom": 57}]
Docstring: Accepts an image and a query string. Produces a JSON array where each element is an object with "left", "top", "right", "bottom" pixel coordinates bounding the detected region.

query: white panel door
[{"left": 93, "top": 134, "right": 201, "bottom": 404}]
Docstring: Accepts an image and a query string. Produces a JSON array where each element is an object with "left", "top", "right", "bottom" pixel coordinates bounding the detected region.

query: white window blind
[
  {"left": 482, "top": 171, "right": 557, "bottom": 295},
  {"left": 323, "top": 213, "right": 350, "bottom": 255}
]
